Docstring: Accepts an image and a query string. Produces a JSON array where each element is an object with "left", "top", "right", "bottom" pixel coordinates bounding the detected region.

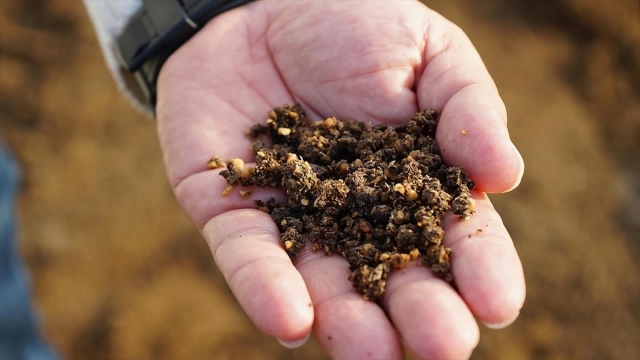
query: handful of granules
[{"left": 215, "top": 104, "right": 475, "bottom": 300}]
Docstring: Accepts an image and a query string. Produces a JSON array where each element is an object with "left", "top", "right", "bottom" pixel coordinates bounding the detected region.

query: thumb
[
  {"left": 416, "top": 10, "right": 524, "bottom": 193},
  {"left": 434, "top": 84, "right": 524, "bottom": 193}
]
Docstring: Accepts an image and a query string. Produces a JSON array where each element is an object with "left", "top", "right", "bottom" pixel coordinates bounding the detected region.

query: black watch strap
[{"left": 114, "top": 0, "right": 253, "bottom": 107}]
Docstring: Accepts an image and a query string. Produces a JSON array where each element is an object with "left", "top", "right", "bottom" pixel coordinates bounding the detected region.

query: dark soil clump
[{"left": 218, "top": 104, "right": 475, "bottom": 300}]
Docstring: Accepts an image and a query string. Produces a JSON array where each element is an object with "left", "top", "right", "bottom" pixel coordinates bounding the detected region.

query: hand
[{"left": 156, "top": 1, "right": 526, "bottom": 358}]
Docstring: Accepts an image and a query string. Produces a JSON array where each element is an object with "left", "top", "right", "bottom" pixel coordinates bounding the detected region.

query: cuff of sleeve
[{"left": 82, "top": 0, "right": 153, "bottom": 117}]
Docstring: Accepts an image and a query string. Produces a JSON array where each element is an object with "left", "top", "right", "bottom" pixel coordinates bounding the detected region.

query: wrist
[{"left": 115, "top": 0, "right": 254, "bottom": 111}]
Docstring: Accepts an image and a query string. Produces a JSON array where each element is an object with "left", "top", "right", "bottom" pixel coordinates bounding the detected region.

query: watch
[{"left": 114, "top": 0, "right": 254, "bottom": 107}]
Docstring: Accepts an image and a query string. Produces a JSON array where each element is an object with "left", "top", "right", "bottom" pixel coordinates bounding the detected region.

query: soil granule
[{"left": 216, "top": 104, "right": 475, "bottom": 300}]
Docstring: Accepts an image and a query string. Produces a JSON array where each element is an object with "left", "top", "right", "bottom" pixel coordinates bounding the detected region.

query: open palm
[{"left": 155, "top": 1, "right": 525, "bottom": 358}]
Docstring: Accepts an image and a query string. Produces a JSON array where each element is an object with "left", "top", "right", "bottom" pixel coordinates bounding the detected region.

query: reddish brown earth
[{"left": 1, "top": 1, "right": 638, "bottom": 359}]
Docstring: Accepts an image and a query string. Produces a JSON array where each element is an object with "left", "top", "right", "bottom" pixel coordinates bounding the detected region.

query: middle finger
[{"left": 294, "top": 246, "right": 403, "bottom": 359}]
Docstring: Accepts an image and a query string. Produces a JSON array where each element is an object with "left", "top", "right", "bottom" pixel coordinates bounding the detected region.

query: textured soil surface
[
  {"left": 220, "top": 105, "right": 474, "bottom": 300},
  {"left": 1, "top": 0, "right": 638, "bottom": 359}
]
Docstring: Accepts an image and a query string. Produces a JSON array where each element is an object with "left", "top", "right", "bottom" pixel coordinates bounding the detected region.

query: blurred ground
[{"left": 1, "top": 0, "right": 638, "bottom": 359}]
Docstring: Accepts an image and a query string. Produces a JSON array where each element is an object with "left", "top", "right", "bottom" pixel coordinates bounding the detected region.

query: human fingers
[
  {"left": 442, "top": 191, "right": 525, "bottom": 328},
  {"left": 378, "top": 191, "right": 525, "bottom": 358},
  {"left": 201, "top": 209, "right": 313, "bottom": 344},
  {"left": 186, "top": 168, "right": 400, "bottom": 356},
  {"left": 293, "top": 248, "right": 403, "bottom": 359},
  {"left": 416, "top": 8, "right": 524, "bottom": 193},
  {"left": 381, "top": 264, "right": 479, "bottom": 359}
]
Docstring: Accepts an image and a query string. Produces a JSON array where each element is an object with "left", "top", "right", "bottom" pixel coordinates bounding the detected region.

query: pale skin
[{"left": 155, "top": 1, "right": 526, "bottom": 359}]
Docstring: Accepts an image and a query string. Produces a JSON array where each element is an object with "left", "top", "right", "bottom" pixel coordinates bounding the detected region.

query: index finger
[{"left": 202, "top": 208, "right": 314, "bottom": 344}]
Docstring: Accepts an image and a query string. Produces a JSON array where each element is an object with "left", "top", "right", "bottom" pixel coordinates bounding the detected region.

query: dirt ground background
[{"left": 1, "top": 0, "right": 639, "bottom": 359}]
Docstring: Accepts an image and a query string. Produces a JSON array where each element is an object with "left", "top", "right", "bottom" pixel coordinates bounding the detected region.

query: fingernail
[
  {"left": 483, "top": 310, "right": 520, "bottom": 330},
  {"left": 277, "top": 332, "right": 311, "bottom": 349},
  {"left": 502, "top": 143, "right": 525, "bottom": 193}
]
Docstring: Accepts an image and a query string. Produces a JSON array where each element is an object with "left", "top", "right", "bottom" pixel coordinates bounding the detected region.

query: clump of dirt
[{"left": 217, "top": 104, "right": 475, "bottom": 300}]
